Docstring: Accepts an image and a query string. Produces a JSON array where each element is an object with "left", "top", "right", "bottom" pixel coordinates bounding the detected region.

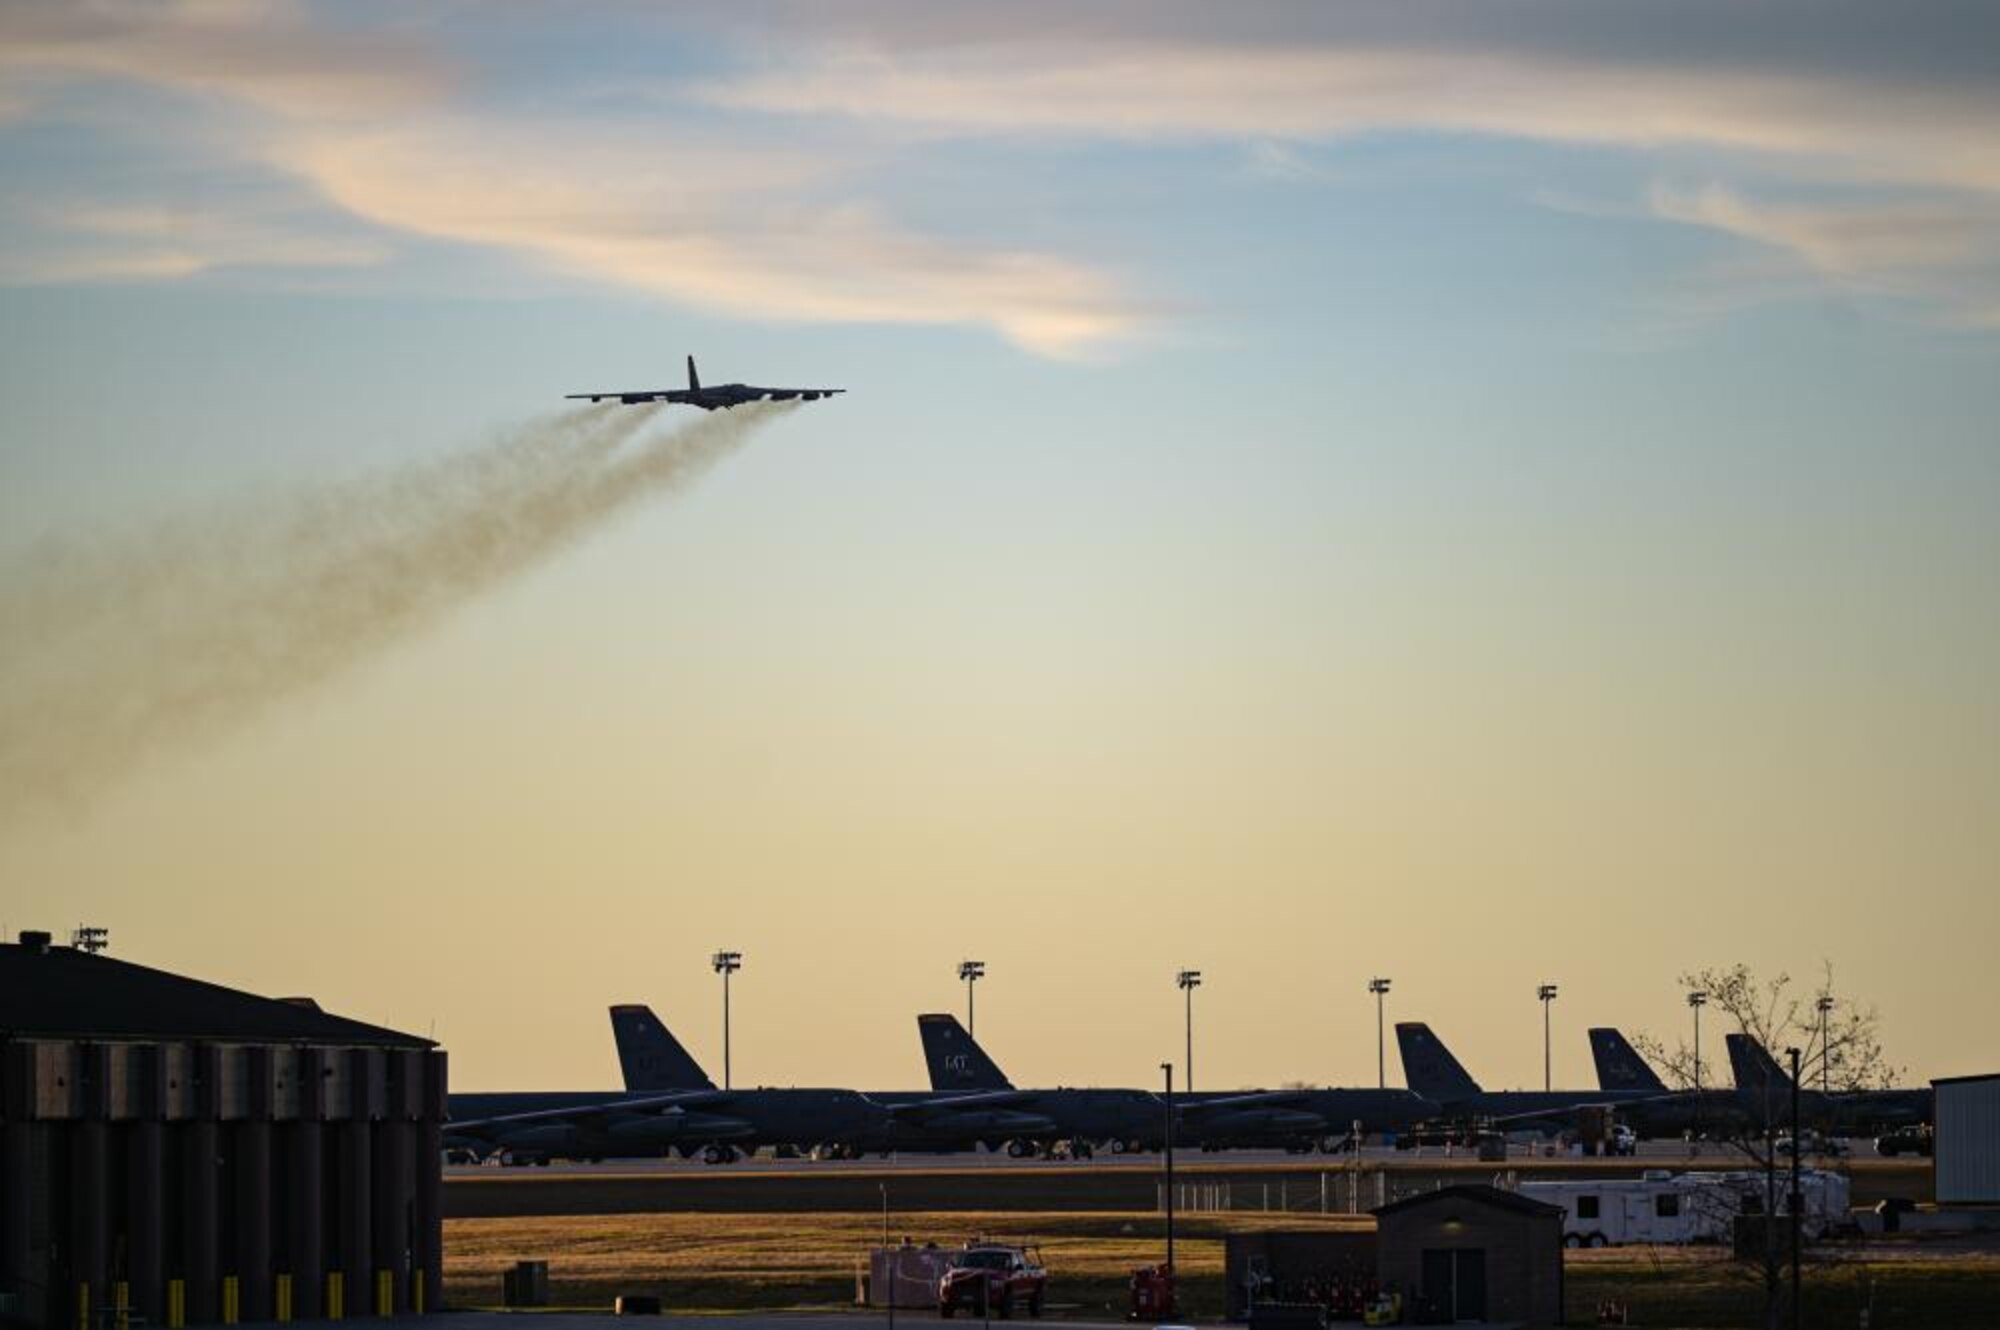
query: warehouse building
[
  {"left": 1934, "top": 1072, "right": 2000, "bottom": 1206},
  {"left": 0, "top": 931, "right": 446, "bottom": 1330}
]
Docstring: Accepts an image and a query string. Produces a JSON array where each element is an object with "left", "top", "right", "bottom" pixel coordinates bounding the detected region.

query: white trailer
[{"left": 1518, "top": 1169, "right": 1850, "bottom": 1247}]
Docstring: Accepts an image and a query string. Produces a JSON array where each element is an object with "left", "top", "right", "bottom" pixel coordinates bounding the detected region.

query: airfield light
[
  {"left": 1688, "top": 990, "right": 1708, "bottom": 1142},
  {"left": 1536, "top": 983, "right": 1559, "bottom": 1093},
  {"left": 1177, "top": 970, "right": 1203, "bottom": 1092},
  {"left": 1368, "top": 978, "right": 1392, "bottom": 1090},
  {"left": 1161, "top": 1061, "right": 1176, "bottom": 1273},
  {"left": 959, "top": 960, "right": 986, "bottom": 1036},
  {"left": 712, "top": 950, "right": 743, "bottom": 1089},
  {"left": 1815, "top": 995, "right": 1834, "bottom": 1096}
]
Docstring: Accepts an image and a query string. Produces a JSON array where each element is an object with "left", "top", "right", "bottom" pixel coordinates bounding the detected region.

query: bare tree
[{"left": 1631, "top": 963, "right": 1898, "bottom": 1330}]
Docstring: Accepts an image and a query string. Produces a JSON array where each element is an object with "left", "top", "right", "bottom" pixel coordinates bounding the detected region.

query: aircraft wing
[
  {"left": 750, "top": 386, "right": 844, "bottom": 400},
  {"left": 876, "top": 1089, "right": 1039, "bottom": 1118},
  {"left": 1179, "top": 1090, "right": 1314, "bottom": 1115},
  {"left": 564, "top": 389, "right": 689, "bottom": 403},
  {"left": 448, "top": 1089, "right": 722, "bottom": 1131}
]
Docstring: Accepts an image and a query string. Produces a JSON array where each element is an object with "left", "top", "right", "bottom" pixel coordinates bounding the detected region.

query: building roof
[
  {"left": 0, "top": 939, "right": 431, "bottom": 1048},
  {"left": 1372, "top": 1183, "right": 1566, "bottom": 1221},
  {"left": 1934, "top": 1072, "right": 2000, "bottom": 1088}
]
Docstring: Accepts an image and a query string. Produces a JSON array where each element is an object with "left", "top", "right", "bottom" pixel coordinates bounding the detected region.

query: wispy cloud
[
  {"left": 0, "top": 0, "right": 451, "bottom": 120},
  {"left": 3, "top": 3, "right": 1996, "bottom": 338},
  {"left": 0, "top": 3, "right": 1148, "bottom": 357},
  {"left": 1649, "top": 183, "right": 2000, "bottom": 328},
  {"left": 283, "top": 122, "right": 1144, "bottom": 357}
]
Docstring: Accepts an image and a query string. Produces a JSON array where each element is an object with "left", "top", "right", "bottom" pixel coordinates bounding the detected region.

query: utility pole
[
  {"left": 1177, "top": 970, "right": 1202, "bottom": 1092},
  {"left": 959, "top": 960, "right": 986, "bottom": 1036},
  {"left": 1537, "top": 983, "right": 1559, "bottom": 1092},
  {"left": 1815, "top": 995, "right": 1834, "bottom": 1098},
  {"left": 711, "top": 950, "right": 742, "bottom": 1089},
  {"left": 1368, "top": 978, "right": 1392, "bottom": 1090}
]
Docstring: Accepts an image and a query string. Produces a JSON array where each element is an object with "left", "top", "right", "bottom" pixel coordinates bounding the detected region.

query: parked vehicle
[
  {"left": 1519, "top": 1169, "right": 1851, "bottom": 1246},
  {"left": 939, "top": 1244, "right": 1047, "bottom": 1318},
  {"left": 1874, "top": 1124, "right": 1934, "bottom": 1157}
]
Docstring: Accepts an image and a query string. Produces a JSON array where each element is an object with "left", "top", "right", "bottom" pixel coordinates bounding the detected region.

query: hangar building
[
  {"left": 0, "top": 931, "right": 446, "bottom": 1330},
  {"left": 1934, "top": 1072, "right": 2000, "bottom": 1206}
]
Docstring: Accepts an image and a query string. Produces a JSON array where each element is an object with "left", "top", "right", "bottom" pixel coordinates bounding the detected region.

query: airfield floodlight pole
[
  {"left": 712, "top": 950, "right": 742, "bottom": 1090},
  {"left": 959, "top": 960, "right": 986, "bottom": 1036},
  {"left": 1815, "top": 995, "right": 1834, "bottom": 1098},
  {"left": 1177, "top": 970, "right": 1202, "bottom": 1093},
  {"left": 1688, "top": 990, "right": 1708, "bottom": 1146},
  {"left": 1788, "top": 1046, "right": 1803, "bottom": 1330},
  {"left": 1368, "top": 978, "right": 1392, "bottom": 1090},
  {"left": 881, "top": 1181, "right": 894, "bottom": 1330},
  {"left": 1537, "top": 984, "right": 1559, "bottom": 1093},
  {"left": 1161, "top": 1062, "right": 1176, "bottom": 1275}
]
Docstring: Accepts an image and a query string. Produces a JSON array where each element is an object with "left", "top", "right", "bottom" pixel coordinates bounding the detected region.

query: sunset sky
[{"left": 3, "top": 3, "right": 1995, "bottom": 1092}]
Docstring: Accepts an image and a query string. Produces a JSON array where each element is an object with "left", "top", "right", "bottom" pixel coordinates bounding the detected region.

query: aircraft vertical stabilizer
[
  {"left": 1589, "top": 1027, "right": 1668, "bottom": 1094},
  {"left": 1395, "top": 1022, "right": 1482, "bottom": 1101},
  {"left": 610, "top": 1004, "right": 717, "bottom": 1092},
  {"left": 917, "top": 1013, "right": 1013, "bottom": 1092}
]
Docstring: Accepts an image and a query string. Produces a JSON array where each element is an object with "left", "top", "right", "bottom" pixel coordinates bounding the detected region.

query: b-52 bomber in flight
[{"left": 567, "top": 356, "right": 844, "bottom": 409}]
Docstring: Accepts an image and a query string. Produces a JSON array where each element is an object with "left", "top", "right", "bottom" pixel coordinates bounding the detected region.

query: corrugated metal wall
[{"left": 1936, "top": 1077, "right": 2000, "bottom": 1205}]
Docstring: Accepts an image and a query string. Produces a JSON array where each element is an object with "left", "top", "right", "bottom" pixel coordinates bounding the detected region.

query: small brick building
[{"left": 1373, "top": 1183, "right": 1564, "bottom": 1326}]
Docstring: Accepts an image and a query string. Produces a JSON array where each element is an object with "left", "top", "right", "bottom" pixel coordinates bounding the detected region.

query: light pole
[
  {"left": 712, "top": 950, "right": 742, "bottom": 1089},
  {"left": 1160, "top": 1062, "right": 1176, "bottom": 1275},
  {"left": 1688, "top": 990, "right": 1708, "bottom": 1143},
  {"left": 1368, "top": 978, "right": 1392, "bottom": 1090},
  {"left": 959, "top": 960, "right": 986, "bottom": 1036},
  {"left": 1815, "top": 995, "right": 1833, "bottom": 1097},
  {"left": 1537, "top": 983, "right": 1559, "bottom": 1092},
  {"left": 1176, "top": 970, "right": 1202, "bottom": 1092},
  {"left": 1787, "top": 1046, "right": 1803, "bottom": 1330}
]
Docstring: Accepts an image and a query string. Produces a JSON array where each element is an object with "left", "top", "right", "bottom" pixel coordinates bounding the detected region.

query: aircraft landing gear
[{"left": 701, "top": 1144, "right": 742, "bottom": 1165}]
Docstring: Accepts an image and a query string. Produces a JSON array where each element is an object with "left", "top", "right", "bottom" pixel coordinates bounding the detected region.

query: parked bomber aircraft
[
  {"left": 444, "top": 1005, "right": 1056, "bottom": 1165},
  {"left": 567, "top": 356, "right": 844, "bottom": 409},
  {"left": 1724, "top": 1033, "right": 1932, "bottom": 1136},
  {"left": 1586, "top": 1027, "right": 1933, "bottom": 1138},
  {"left": 1395, "top": 1022, "right": 1686, "bottom": 1137},
  {"left": 918, "top": 1012, "right": 1437, "bottom": 1154}
]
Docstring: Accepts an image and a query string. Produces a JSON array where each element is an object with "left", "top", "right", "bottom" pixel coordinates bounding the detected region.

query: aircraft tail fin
[
  {"left": 1726, "top": 1031, "right": 1793, "bottom": 1099},
  {"left": 1396, "top": 1022, "right": 1482, "bottom": 1100},
  {"left": 917, "top": 1013, "right": 1013, "bottom": 1091},
  {"left": 687, "top": 355, "right": 700, "bottom": 391},
  {"left": 610, "top": 1004, "right": 716, "bottom": 1091},
  {"left": 1589, "top": 1027, "right": 1667, "bottom": 1094}
]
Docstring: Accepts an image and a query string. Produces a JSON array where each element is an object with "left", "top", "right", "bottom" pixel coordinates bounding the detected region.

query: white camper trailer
[{"left": 1518, "top": 1169, "right": 1850, "bottom": 1247}]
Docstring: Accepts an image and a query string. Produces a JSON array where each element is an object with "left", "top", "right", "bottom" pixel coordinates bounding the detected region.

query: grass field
[
  {"left": 444, "top": 1156, "right": 1931, "bottom": 1218},
  {"left": 445, "top": 1209, "right": 2000, "bottom": 1328}
]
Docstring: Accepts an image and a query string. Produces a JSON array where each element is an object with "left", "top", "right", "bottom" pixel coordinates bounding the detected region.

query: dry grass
[
  {"left": 448, "top": 1210, "right": 2000, "bottom": 1326},
  {"left": 446, "top": 1210, "right": 1362, "bottom": 1315}
]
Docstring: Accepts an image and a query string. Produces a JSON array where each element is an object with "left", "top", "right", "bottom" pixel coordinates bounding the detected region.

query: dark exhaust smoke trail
[{"left": 0, "top": 400, "right": 791, "bottom": 818}]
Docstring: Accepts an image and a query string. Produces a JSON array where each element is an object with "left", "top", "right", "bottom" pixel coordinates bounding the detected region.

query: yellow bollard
[
  {"left": 275, "top": 1273, "right": 293, "bottom": 1323},
  {"left": 376, "top": 1270, "right": 393, "bottom": 1317},
  {"left": 221, "top": 1275, "right": 239, "bottom": 1326},
  {"left": 411, "top": 1271, "right": 424, "bottom": 1316},
  {"left": 114, "top": 1281, "right": 130, "bottom": 1330},
  {"left": 75, "top": 1282, "right": 89, "bottom": 1330},
  {"left": 166, "top": 1280, "right": 186, "bottom": 1330},
  {"left": 326, "top": 1272, "right": 344, "bottom": 1322}
]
